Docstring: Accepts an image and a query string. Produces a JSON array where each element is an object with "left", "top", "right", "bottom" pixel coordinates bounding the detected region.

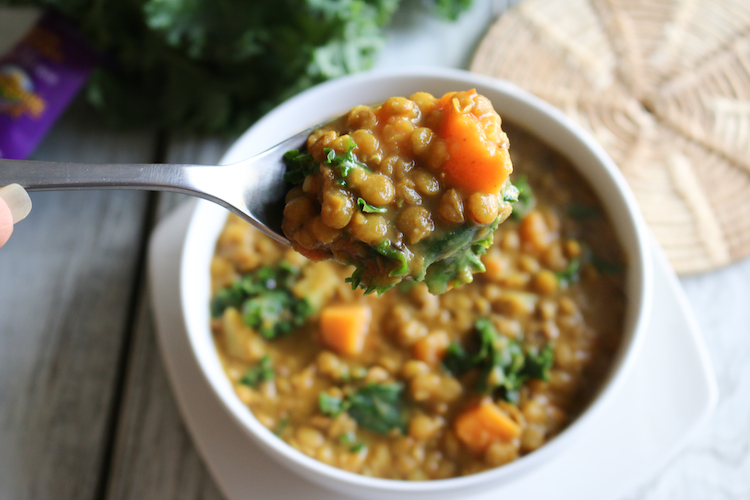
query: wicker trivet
[{"left": 472, "top": 0, "right": 750, "bottom": 274}]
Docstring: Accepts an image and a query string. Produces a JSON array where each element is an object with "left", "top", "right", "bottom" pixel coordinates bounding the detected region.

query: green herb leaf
[
  {"left": 433, "top": 0, "right": 472, "bottom": 20},
  {"left": 338, "top": 432, "right": 366, "bottom": 452},
  {"left": 503, "top": 184, "right": 520, "bottom": 203},
  {"left": 210, "top": 286, "right": 245, "bottom": 318},
  {"left": 211, "top": 263, "right": 313, "bottom": 338},
  {"left": 346, "top": 383, "right": 407, "bottom": 434},
  {"left": 319, "top": 383, "right": 407, "bottom": 435},
  {"left": 239, "top": 355, "right": 275, "bottom": 387},
  {"left": 556, "top": 258, "right": 581, "bottom": 287},
  {"left": 520, "top": 344, "right": 554, "bottom": 381},
  {"left": 591, "top": 255, "right": 626, "bottom": 275},
  {"left": 319, "top": 392, "right": 346, "bottom": 416},
  {"left": 442, "top": 342, "right": 473, "bottom": 375},
  {"left": 442, "top": 319, "right": 555, "bottom": 403},
  {"left": 326, "top": 140, "right": 370, "bottom": 178},
  {"left": 374, "top": 240, "right": 409, "bottom": 277},
  {"left": 567, "top": 203, "right": 601, "bottom": 220},
  {"left": 30, "top": 0, "right": 472, "bottom": 134},
  {"left": 274, "top": 416, "right": 289, "bottom": 436},
  {"left": 357, "top": 197, "right": 387, "bottom": 213},
  {"left": 283, "top": 149, "right": 318, "bottom": 185},
  {"left": 511, "top": 175, "right": 536, "bottom": 220}
]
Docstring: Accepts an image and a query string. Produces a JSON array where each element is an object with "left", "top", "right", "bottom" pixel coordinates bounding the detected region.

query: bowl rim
[{"left": 179, "top": 67, "right": 653, "bottom": 494}]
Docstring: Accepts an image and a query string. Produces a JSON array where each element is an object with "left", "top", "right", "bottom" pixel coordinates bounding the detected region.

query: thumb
[{"left": 0, "top": 184, "right": 32, "bottom": 248}]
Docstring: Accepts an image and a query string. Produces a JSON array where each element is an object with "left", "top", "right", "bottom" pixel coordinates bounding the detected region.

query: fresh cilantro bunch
[{"left": 3, "top": 0, "right": 472, "bottom": 133}]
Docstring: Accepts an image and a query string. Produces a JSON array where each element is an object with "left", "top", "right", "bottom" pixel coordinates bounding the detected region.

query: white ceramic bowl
[{"left": 177, "top": 67, "right": 653, "bottom": 499}]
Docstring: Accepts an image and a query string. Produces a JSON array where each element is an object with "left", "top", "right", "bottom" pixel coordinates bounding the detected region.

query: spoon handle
[
  {"left": 0, "top": 158, "right": 201, "bottom": 194},
  {"left": 0, "top": 157, "right": 290, "bottom": 245}
]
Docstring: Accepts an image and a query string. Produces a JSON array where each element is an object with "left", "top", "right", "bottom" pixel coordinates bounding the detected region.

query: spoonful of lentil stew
[
  {"left": 0, "top": 89, "right": 515, "bottom": 294},
  {"left": 282, "top": 90, "right": 516, "bottom": 295}
]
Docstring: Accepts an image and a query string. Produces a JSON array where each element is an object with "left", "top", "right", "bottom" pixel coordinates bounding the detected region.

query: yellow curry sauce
[{"left": 209, "top": 123, "right": 627, "bottom": 480}]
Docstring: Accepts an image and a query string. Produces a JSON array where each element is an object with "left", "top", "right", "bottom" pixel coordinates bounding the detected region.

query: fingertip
[{"left": 0, "top": 196, "right": 13, "bottom": 248}]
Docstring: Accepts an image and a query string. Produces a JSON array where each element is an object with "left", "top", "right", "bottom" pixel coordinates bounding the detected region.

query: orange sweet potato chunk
[
  {"left": 319, "top": 303, "right": 372, "bottom": 357},
  {"left": 454, "top": 400, "right": 521, "bottom": 453}
]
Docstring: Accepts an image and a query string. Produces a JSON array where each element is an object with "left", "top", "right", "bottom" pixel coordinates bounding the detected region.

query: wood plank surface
[
  {"left": 0, "top": 101, "right": 158, "bottom": 500},
  {"left": 103, "top": 135, "right": 233, "bottom": 500}
]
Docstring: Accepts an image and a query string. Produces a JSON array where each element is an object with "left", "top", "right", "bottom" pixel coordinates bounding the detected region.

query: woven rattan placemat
[{"left": 472, "top": 0, "right": 750, "bottom": 274}]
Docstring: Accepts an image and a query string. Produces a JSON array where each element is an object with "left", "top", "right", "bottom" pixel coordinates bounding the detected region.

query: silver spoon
[{"left": 0, "top": 126, "right": 323, "bottom": 246}]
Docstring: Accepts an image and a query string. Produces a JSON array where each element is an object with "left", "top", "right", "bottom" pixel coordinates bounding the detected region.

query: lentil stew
[{"left": 210, "top": 122, "right": 627, "bottom": 480}]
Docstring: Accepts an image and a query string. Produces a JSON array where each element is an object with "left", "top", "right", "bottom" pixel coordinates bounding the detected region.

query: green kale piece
[
  {"left": 520, "top": 344, "right": 555, "bottom": 381},
  {"left": 442, "top": 318, "right": 555, "bottom": 403},
  {"left": 556, "top": 258, "right": 581, "bottom": 287},
  {"left": 511, "top": 175, "right": 536, "bottom": 220},
  {"left": 4, "top": 0, "right": 473, "bottom": 133},
  {"left": 242, "top": 289, "right": 313, "bottom": 339},
  {"left": 374, "top": 240, "right": 409, "bottom": 277},
  {"left": 442, "top": 342, "right": 473, "bottom": 375},
  {"left": 344, "top": 240, "right": 410, "bottom": 296},
  {"left": 433, "top": 0, "right": 472, "bottom": 19},
  {"left": 319, "top": 392, "right": 346, "bottom": 416},
  {"left": 347, "top": 383, "right": 407, "bottom": 434},
  {"left": 283, "top": 149, "right": 318, "bottom": 185},
  {"left": 503, "top": 183, "right": 520, "bottom": 203},
  {"left": 210, "top": 263, "right": 313, "bottom": 338},
  {"left": 319, "top": 383, "right": 407, "bottom": 435},
  {"left": 357, "top": 197, "right": 387, "bottom": 214},
  {"left": 567, "top": 203, "right": 601, "bottom": 220},
  {"left": 590, "top": 255, "right": 626, "bottom": 275},
  {"left": 274, "top": 416, "right": 289, "bottom": 436},
  {"left": 420, "top": 220, "right": 495, "bottom": 294},
  {"left": 239, "top": 355, "right": 275, "bottom": 387},
  {"left": 210, "top": 285, "right": 245, "bottom": 318},
  {"left": 338, "top": 432, "right": 366, "bottom": 452},
  {"left": 325, "top": 141, "right": 371, "bottom": 179}
]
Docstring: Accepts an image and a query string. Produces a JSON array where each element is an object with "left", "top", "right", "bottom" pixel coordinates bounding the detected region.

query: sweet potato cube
[
  {"left": 319, "top": 304, "right": 371, "bottom": 357},
  {"left": 454, "top": 400, "right": 521, "bottom": 453}
]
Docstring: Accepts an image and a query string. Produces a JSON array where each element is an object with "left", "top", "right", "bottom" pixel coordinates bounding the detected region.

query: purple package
[{"left": 0, "top": 12, "right": 97, "bottom": 159}]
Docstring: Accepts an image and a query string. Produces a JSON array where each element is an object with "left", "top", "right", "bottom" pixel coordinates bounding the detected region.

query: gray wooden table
[{"left": 1, "top": 1, "right": 749, "bottom": 499}]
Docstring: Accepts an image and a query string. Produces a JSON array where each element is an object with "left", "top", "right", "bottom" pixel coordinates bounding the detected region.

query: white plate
[{"left": 149, "top": 199, "right": 717, "bottom": 500}]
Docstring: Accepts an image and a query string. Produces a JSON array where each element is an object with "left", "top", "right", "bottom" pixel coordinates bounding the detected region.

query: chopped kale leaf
[
  {"left": 503, "top": 183, "right": 520, "bottom": 203},
  {"left": 319, "top": 392, "right": 346, "bottom": 416},
  {"left": 274, "top": 416, "right": 289, "bottom": 436},
  {"left": 319, "top": 383, "right": 407, "bottom": 435},
  {"left": 211, "top": 263, "right": 313, "bottom": 339},
  {"left": 357, "top": 197, "right": 387, "bottom": 214},
  {"left": 442, "top": 318, "right": 554, "bottom": 403},
  {"left": 511, "top": 175, "right": 536, "bottom": 220},
  {"left": 591, "top": 255, "right": 626, "bottom": 275},
  {"left": 521, "top": 344, "right": 555, "bottom": 381},
  {"left": 556, "top": 258, "right": 581, "bottom": 287},
  {"left": 324, "top": 140, "right": 371, "bottom": 179},
  {"left": 338, "top": 432, "right": 366, "bottom": 452},
  {"left": 283, "top": 149, "right": 318, "bottom": 185},
  {"left": 239, "top": 355, "right": 275, "bottom": 387},
  {"left": 567, "top": 203, "right": 601, "bottom": 220}
]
